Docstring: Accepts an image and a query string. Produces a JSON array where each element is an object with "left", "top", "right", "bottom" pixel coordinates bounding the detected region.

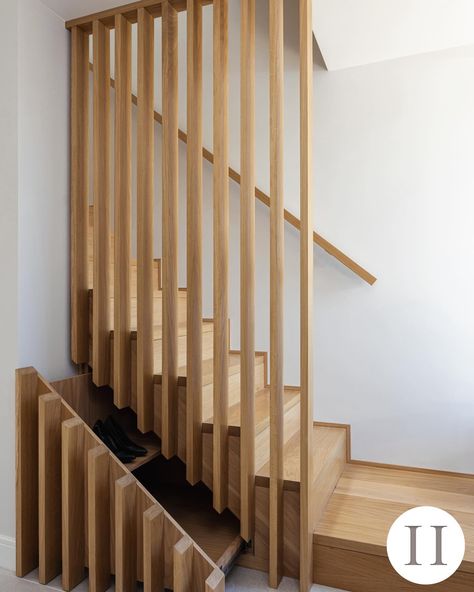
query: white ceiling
[
  {"left": 42, "top": 0, "right": 474, "bottom": 70},
  {"left": 42, "top": 0, "right": 126, "bottom": 21},
  {"left": 314, "top": 0, "right": 474, "bottom": 70}
]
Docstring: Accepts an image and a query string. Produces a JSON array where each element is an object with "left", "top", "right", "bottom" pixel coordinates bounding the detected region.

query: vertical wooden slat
[
  {"left": 16, "top": 368, "right": 39, "bottom": 577},
  {"left": 269, "top": 0, "right": 284, "bottom": 586},
  {"left": 62, "top": 418, "right": 86, "bottom": 591},
  {"left": 186, "top": 0, "right": 203, "bottom": 485},
  {"left": 71, "top": 26, "right": 90, "bottom": 365},
  {"left": 92, "top": 19, "right": 111, "bottom": 387},
  {"left": 38, "top": 394, "right": 62, "bottom": 584},
  {"left": 88, "top": 446, "right": 111, "bottom": 592},
  {"left": 212, "top": 0, "right": 229, "bottom": 514},
  {"left": 137, "top": 6, "right": 155, "bottom": 434},
  {"left": 205, "top": 568, "right": 225, "bottom": 592},
  {"left": 299, "top": 0, "right": 313, "bottom": 589},
  {"left": 161, "top": 0, "right": 179, "bottom": 458},
  {"left": 143, "top": 505, "right": 165, "bottom": 592},
  {"left": 114, "top": 13, "right": 132, "bottom": 408},
  {"left": 115, "top": 474, "right": 137, "bottom": 592},
  {"left": 240, "top": 0, "right": 256, "bottom": 542},
  {"left": 173, "top": 537, "right": 194, "bottom": 592}
]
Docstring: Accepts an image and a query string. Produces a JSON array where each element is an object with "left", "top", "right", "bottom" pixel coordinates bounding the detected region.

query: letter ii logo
[{"left": 387, "top": 506, "right": 465, "bottom": 585}]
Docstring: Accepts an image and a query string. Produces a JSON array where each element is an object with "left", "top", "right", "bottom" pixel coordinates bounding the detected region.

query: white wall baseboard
[{"left": 0, "top": 535, "right": 15, "bottom": 572}]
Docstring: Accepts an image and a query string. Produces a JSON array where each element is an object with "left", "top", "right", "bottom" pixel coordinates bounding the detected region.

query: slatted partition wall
[{"left": 66, "top": 1, "right": 316, "bottom": 589}]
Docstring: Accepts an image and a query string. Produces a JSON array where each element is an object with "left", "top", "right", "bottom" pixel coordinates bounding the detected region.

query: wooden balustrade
[
  {"left": 240, "top": 0, "right": 256, "bottom": 542},
  {"left": 70, "top": 26, "right": 90, "bottom": 365},
  {"left": 114, "top": 13, "right": 133, "bottom": 408},
  {"left": 269, "top": 0, "right": 285, "bottom": 586},
  {"left": 161, "top": 0, "right": 180, "bottom": 458},
  {"left": 186, "top": 0, "right": 204, "bottom": 486},
  {"left": 92, "top": 20, "right": 111, "bottom": 387},
  {"left": 299, "top": 1, "right": 314, "bottom": 590},
  {"left": 137, "top": 6, "right": 155, "bottom": 434},
  {"left": 213, "top": 0, "right": 230, "bottom": 515},
  {"left": 65, "top": 2, "right": 318, "bottom": 589}
]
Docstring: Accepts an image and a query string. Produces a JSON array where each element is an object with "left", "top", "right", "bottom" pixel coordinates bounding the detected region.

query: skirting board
[{"left": 0, "top": 535, "right": 15, "bottom": 572}]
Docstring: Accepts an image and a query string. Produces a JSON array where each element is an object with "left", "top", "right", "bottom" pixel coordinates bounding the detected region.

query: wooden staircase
[{"left": 15, "top": 1, "right": 474, "bottom": 591}]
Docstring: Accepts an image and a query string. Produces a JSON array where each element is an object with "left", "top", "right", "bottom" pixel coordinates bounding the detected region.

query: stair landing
[{"left": 314, "top": 463, "right": 474, "bottom": 591}]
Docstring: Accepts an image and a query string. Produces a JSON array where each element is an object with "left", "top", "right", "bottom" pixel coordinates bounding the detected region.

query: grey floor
[{"left": 3, "top": 567, "right": 344, "bottom": 591}]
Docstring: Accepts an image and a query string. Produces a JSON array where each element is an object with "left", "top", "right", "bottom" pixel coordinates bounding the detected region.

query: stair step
[
  {"left": 256, "top": 424, "right": 347, "bottom": 486},
  {"left": 313, "top": 464, "right": 474, "bottom": 588}
]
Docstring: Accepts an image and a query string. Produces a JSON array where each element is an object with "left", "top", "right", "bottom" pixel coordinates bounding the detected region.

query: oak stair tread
[
  {"left": 257, "top": 424, "right": 347, "bottom": 485},
  {"left": 314, "top": 463, "right": 474, "bottom": 574}
]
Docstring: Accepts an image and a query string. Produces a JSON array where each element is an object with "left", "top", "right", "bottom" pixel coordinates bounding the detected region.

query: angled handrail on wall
[{"left": 87, "top": 62, "right": 377, "bottom": 286}]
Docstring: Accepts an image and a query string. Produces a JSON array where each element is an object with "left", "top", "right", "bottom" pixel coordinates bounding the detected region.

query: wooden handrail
[{"left": 89, "top": 63, "right": 376, "bottom": 285}]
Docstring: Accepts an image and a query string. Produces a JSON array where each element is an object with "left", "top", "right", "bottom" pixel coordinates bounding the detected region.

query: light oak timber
[
  {"left": 186, "top": 0, "right": 203, "bottom": 486},
  {"left": 269, "top": 0, "right": 285, "bottom": 586},
  {"left": 88, "top": 446, "right": 111, "bottom": 592},
  {"left": 161, "top": 0, "right": 180, "bottom": 457},
  {"left": 240, "top": 0, "right": 256, "bottom": 543},
  {"left": 137, "top": 6, "right": 155, "bottom": 433},
  {"left": 115, "top": 474, "right": 137, "bottom": 592},
  {"left": 205, "top": 568, "right": 225, "bottom": 592},
  {"left": 143, "top": 505, "right": 165, "bottom": 592},
  {"left": 313, "top": 545, "right": 474, "bottom": 592},
  {"left": 38, "top": 394, "right": 62, "bottom": 584},
  {"left": 71, "top": 26, "right": 90, "bottom": 364},
  {"left": 16, "top": 368, "right": 220, "bottom": 591},
  {"left": 61, "top": 418, "right": 86, "bottom": 591},
  {"left": 92, "top": 20, "right": 111, "bottom": 387},
  {"left": 213, "top": 0, "right": 230, "bottom": 515},
  {"left": 114, "top": 13, "right": 133, "bottom": 409},
  {"left": 173, "top": 537, "right": 194, "bottom": 592},
  {"left": 299, "top": 0, "right": 313, "bottom": 589},
  {"left": 16, "top": 368, "right": 40, "bottom": 577},
  {"left": 135, "top": 486, "right": 155, "bottom": 583},
  {"left": 65, "top": 0, "right": 215, "bottom": 32}
]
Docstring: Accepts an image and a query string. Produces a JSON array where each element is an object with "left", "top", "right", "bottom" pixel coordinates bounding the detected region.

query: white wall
[
  {"left": 0, "top": 0, "right": 19, "bottom": 569},
  {"left": 18, "top": 0, "right": 73, "bottom": 380},
  {"left": 0, "top": 0, "right": 71, "bottom": 569}
]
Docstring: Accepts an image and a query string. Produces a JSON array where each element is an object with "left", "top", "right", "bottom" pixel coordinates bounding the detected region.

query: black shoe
[
  {"left": 93, "top": 420, "right": 136, "bottom": 464},
  {"left": 105, "top": 415, "right": 148, "bottom": 457}
]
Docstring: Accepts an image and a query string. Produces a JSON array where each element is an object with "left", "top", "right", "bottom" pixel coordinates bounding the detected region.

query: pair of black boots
[{"left": 93, "top": 415, "right": 147, "bottom": 464}]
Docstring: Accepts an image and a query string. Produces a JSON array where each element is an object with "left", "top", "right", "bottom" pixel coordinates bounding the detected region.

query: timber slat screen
[
  {"left": 67, "top": 1, "right": 316, "bottom": 589},
  {"left": 114, "top": 13, "right": 133, "bottom": 409},
  {"left": 92, "top": 20, "right": 111, "bottom": 387},
  {"left": 212, "top": 0, "right": 230, "bottom": 514},
  {"left": 269, "top": 0, "right": 285, "bottom": 586},
  {"left": 137, "top": 6, "right": 155, "bottom": 434},
  {"left": 299, "top": 0, "right": 314, "bottom": 590},
  {"left": 240, "top": 0, "right": 256, "bottom": 543},
  {"left": 186, "top": 0, "right": 204, "bottom": 485},
  {"left": 161, "top": 0, "right": 180, "bottom": 459}
]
